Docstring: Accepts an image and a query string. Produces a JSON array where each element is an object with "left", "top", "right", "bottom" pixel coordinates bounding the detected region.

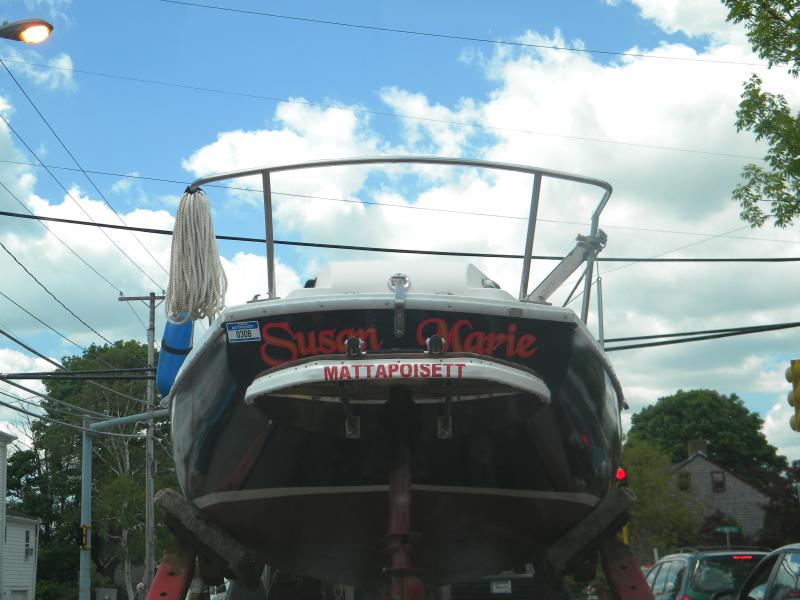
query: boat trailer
[{"left": 147, "top": 483, "right": 652, "bottom": 600}]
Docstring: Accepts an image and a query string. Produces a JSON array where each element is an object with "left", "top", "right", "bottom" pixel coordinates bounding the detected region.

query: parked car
[
  {"left": 711, "top": 543, "right": 800, "bottom": 600},
  {"left": 645, "top": 549, "right": 769, "bottom": 600}
]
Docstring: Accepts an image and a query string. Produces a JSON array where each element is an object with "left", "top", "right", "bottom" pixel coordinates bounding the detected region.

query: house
[
  {"left": 671, "top": 440, "right": 769, "bottom": 538},
  {"left": 3, "top": 512, "right": 40, "bottom": 600},
  {"left": 0, "top": 431, "right": 15, "bottom": 600}
]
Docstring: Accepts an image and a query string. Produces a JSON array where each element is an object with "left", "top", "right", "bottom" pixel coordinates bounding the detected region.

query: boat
[{"left": 164, "top": 157, "right": 627, "bottom": 598}]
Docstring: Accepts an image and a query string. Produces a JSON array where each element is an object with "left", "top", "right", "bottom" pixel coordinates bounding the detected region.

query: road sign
[{"left": 716, "top": 526, "right": 740, "bottom": 533}]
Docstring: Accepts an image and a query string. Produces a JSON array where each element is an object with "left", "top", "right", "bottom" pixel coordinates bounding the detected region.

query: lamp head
[{"left": 0, "top": 19, "right": 53, "bottom": 44}]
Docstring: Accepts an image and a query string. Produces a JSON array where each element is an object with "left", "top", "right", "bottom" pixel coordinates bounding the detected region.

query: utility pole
[
  {"left": 119, "top": 292, "right": 164, "bottom": 596},
  {"left": 79, "top": 409, "right": 170, "bottom": 600}
]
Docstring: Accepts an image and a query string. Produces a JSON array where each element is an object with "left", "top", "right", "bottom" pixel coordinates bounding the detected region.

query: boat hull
[
  {"left": 170, "top": 304, "right": 623, "bottom": 587},
  {"left": 195, "top": 484, "right": 598, "bottom": 588}
]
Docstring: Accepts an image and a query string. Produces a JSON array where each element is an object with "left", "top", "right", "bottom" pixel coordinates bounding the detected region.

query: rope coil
[{"left": 165, "top": 187, "right": 227, "bottom": 321}]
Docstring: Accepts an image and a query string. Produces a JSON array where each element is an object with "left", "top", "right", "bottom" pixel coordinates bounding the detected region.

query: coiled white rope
[{"left": 165, "top": 187, "right": 228, "bottom": 322}]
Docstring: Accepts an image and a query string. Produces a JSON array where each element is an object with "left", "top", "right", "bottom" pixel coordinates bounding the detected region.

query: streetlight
[{"left": 0, "top": 18, "right": 53, "bottom": 44}]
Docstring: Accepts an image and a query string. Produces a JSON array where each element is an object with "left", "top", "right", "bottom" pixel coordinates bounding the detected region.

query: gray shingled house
[{"left": 671, "top": 440, "right": 769, "bottom": 538}]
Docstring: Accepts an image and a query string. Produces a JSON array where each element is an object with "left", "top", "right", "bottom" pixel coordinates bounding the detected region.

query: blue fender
[{"left": 156, "top": 316, "right": 194, "bottom": 397}]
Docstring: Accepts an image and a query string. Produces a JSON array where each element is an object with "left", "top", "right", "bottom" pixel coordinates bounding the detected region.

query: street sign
[{"left": 716, "top": 526, "right": 740, "bottom": 534}]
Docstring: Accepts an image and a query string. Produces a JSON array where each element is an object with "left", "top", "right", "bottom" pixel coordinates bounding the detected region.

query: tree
[
  {"left": 755, "top": 461, "right": 800, "bottom": 547},
  {"left": 629, "top": 389, "right": 786, "bottom": 488},
  {"left": 623, "top": 436, "right": 697, "bottom": 561},
  {"left": 7, "top": 420, "right": 81, "bottom": 600},
  {"left": 722, "top": 0, "right": 800, "bottom": 228},
  {"left": 6, "top": 340, "right": 177, "bottom": 600}
]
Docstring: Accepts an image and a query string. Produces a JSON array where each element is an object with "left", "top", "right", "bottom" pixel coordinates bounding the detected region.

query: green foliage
[
  {"left": 623, "top": 436, "right": 697, "bottom": 560},
  {"left": 6, "top": 340, "right": 177, "bottom": 598},
  {"left": 696, "top": 510, "right": 747, "bottom": 546},
  {"left": 756, "top": 462, "right": 800, "bottom": 547},
  {"left": 722, "top": 0, "right": 800, "bottom": 227},
  {"left": 36, "top": 579, "right": 79, "bottom": 600},
  {"left": 723, "top": 1, "right": 800, "bottom": 73},
  {"left": 629, "top": 389, "right": 786, "bottom": 487}
]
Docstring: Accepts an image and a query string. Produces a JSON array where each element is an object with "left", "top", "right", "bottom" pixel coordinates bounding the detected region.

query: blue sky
[{"left": 1, "top": 0, "right": 800, "bottom": 459}]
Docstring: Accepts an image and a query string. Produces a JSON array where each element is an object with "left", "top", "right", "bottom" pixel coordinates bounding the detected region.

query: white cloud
[
  {"left": 764, "top": 401, "right": 800, "bottom": 462},
  {"left": 379, "top": 86, "right": 482, "bottom": 156},
  {"left": 182, "top": 100, "right": 395, "bottom": 232},
  {"left": 0, "top": 348, "right": 54, "bottom": 431},
  {"left": 1, "top": 47, "right": 75, "bottom": 91},
  {"left": 622, "top": 0, "right": 739, "bottom": 42},
  {"left": 223, "top": 253, "right": 302, "bottom": 303},
  {"left": 23, "top": 0, "right": 71, "bottom": 22},
  {"left": 609, "top": 0, "right": 758, "bottom": 53},
  {"left": 111, "top": 173, "right": 139, "bottom": 194}
]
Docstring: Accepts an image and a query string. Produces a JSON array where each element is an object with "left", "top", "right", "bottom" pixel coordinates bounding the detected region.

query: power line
[
  {"left": 3, "top": 158, "right": 794, "bottom": 247},
  {"left": 563, "top": 223, "right": 758, "bottom": 306},
  {"left": 0, "top": 291, "right": 140, "bottom": 374},
  {"left": 2, "top": 209, "right": 799, "bottom": 263},
  {"left": 0, "top": 58, "right": 764, "bottom": 161},
  {"left": 0, "top": 380, "right": 112, "bottom": 420},
  {"left": 0, "top": 395, "right": 140, "bottom": 437},
  {"left": 0, "top": 389, "right": 87, "bottom": 423},
  {"left": 3, "top": 373, "right": 154, "bottom": 381},
  {"left": 0, "top": 177, "right": 146, "bottom": 336},
  {"left": 0, "top": 288, "right": 88, "bottom": 352},
  {"left": 0, "top": 59, "right": 170, "bottom": 281},
  {"left": 157, "top": 0, "right": 768, "bottom": 68},
  {"left": 604, "top": 321, "right": 800, "bottom": 343},
  {"left": 0, "top": 240, "right": 114, "bottom": 345},
  {"left": 605, "top": 320, "right": 800, "bottom": 352},
  {"left": 0, "top": 179, "right": 127, "bottom": 293},
  {"left": 0, "top": 325, "right": 151, "bottom": 408},
  {"left": 0, "top": 113, "right": 164, "bottom": 289}
]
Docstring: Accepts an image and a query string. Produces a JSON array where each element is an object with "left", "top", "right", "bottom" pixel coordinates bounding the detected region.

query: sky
[{"left": 0, "top": 0, "right": 799, "bottom": 460}]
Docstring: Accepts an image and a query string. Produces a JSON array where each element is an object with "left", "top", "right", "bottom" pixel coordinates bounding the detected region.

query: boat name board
[
  {"left": 322, "top": 362, "right": 467, "bottom": 381},
  {"left": 253, "top": 317, "right": 538, "bottom": 367}
]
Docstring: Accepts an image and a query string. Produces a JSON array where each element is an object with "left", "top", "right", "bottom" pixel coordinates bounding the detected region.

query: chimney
[{"left": 688, "top": 439, "right": 708, "bottom": 457}]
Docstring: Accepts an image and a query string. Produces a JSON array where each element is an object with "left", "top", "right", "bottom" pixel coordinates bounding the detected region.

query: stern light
[{"left": 615, "top": 467, "right": 628, "bottom": 486}]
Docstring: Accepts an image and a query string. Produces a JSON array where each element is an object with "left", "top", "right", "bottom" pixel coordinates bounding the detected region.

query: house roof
[
  {"left": 671, "top": 452, "right": 769, "bottom": 500},
  {"left": 6, "top": 510, "right": 41, "bottom": 524}
]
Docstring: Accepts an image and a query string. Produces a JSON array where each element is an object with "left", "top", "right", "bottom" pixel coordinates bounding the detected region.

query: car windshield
[{"left": 690, "top": 555, "right": 766, "bottom": 593}]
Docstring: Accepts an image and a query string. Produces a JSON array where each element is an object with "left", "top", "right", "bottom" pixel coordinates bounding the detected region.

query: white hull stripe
[{"left": 193, "top": 485, "right": 600, "bottom": 509}]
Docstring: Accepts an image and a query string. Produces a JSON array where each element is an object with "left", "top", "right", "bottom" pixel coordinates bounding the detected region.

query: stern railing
[{"left": 187, "top": 156, "right": 612, "bottom": 323}]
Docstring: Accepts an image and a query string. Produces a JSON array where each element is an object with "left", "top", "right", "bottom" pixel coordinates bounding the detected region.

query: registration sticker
[{"left": 226, "top": 321, "right": 261, "bottom": 343}]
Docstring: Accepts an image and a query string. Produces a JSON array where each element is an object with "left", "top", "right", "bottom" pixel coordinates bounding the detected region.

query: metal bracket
[
  {"left": 341, "top": 392, "right": 360, "bottom": 439},
  {"left": 526, "top": 230, "right": 608, "bottom": 305},
  {"left": 389, "top": 273, "right": 410, "bottom": 338},
  {"left": 437, "top": 387, "right": 453, "bottom": 439}
]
